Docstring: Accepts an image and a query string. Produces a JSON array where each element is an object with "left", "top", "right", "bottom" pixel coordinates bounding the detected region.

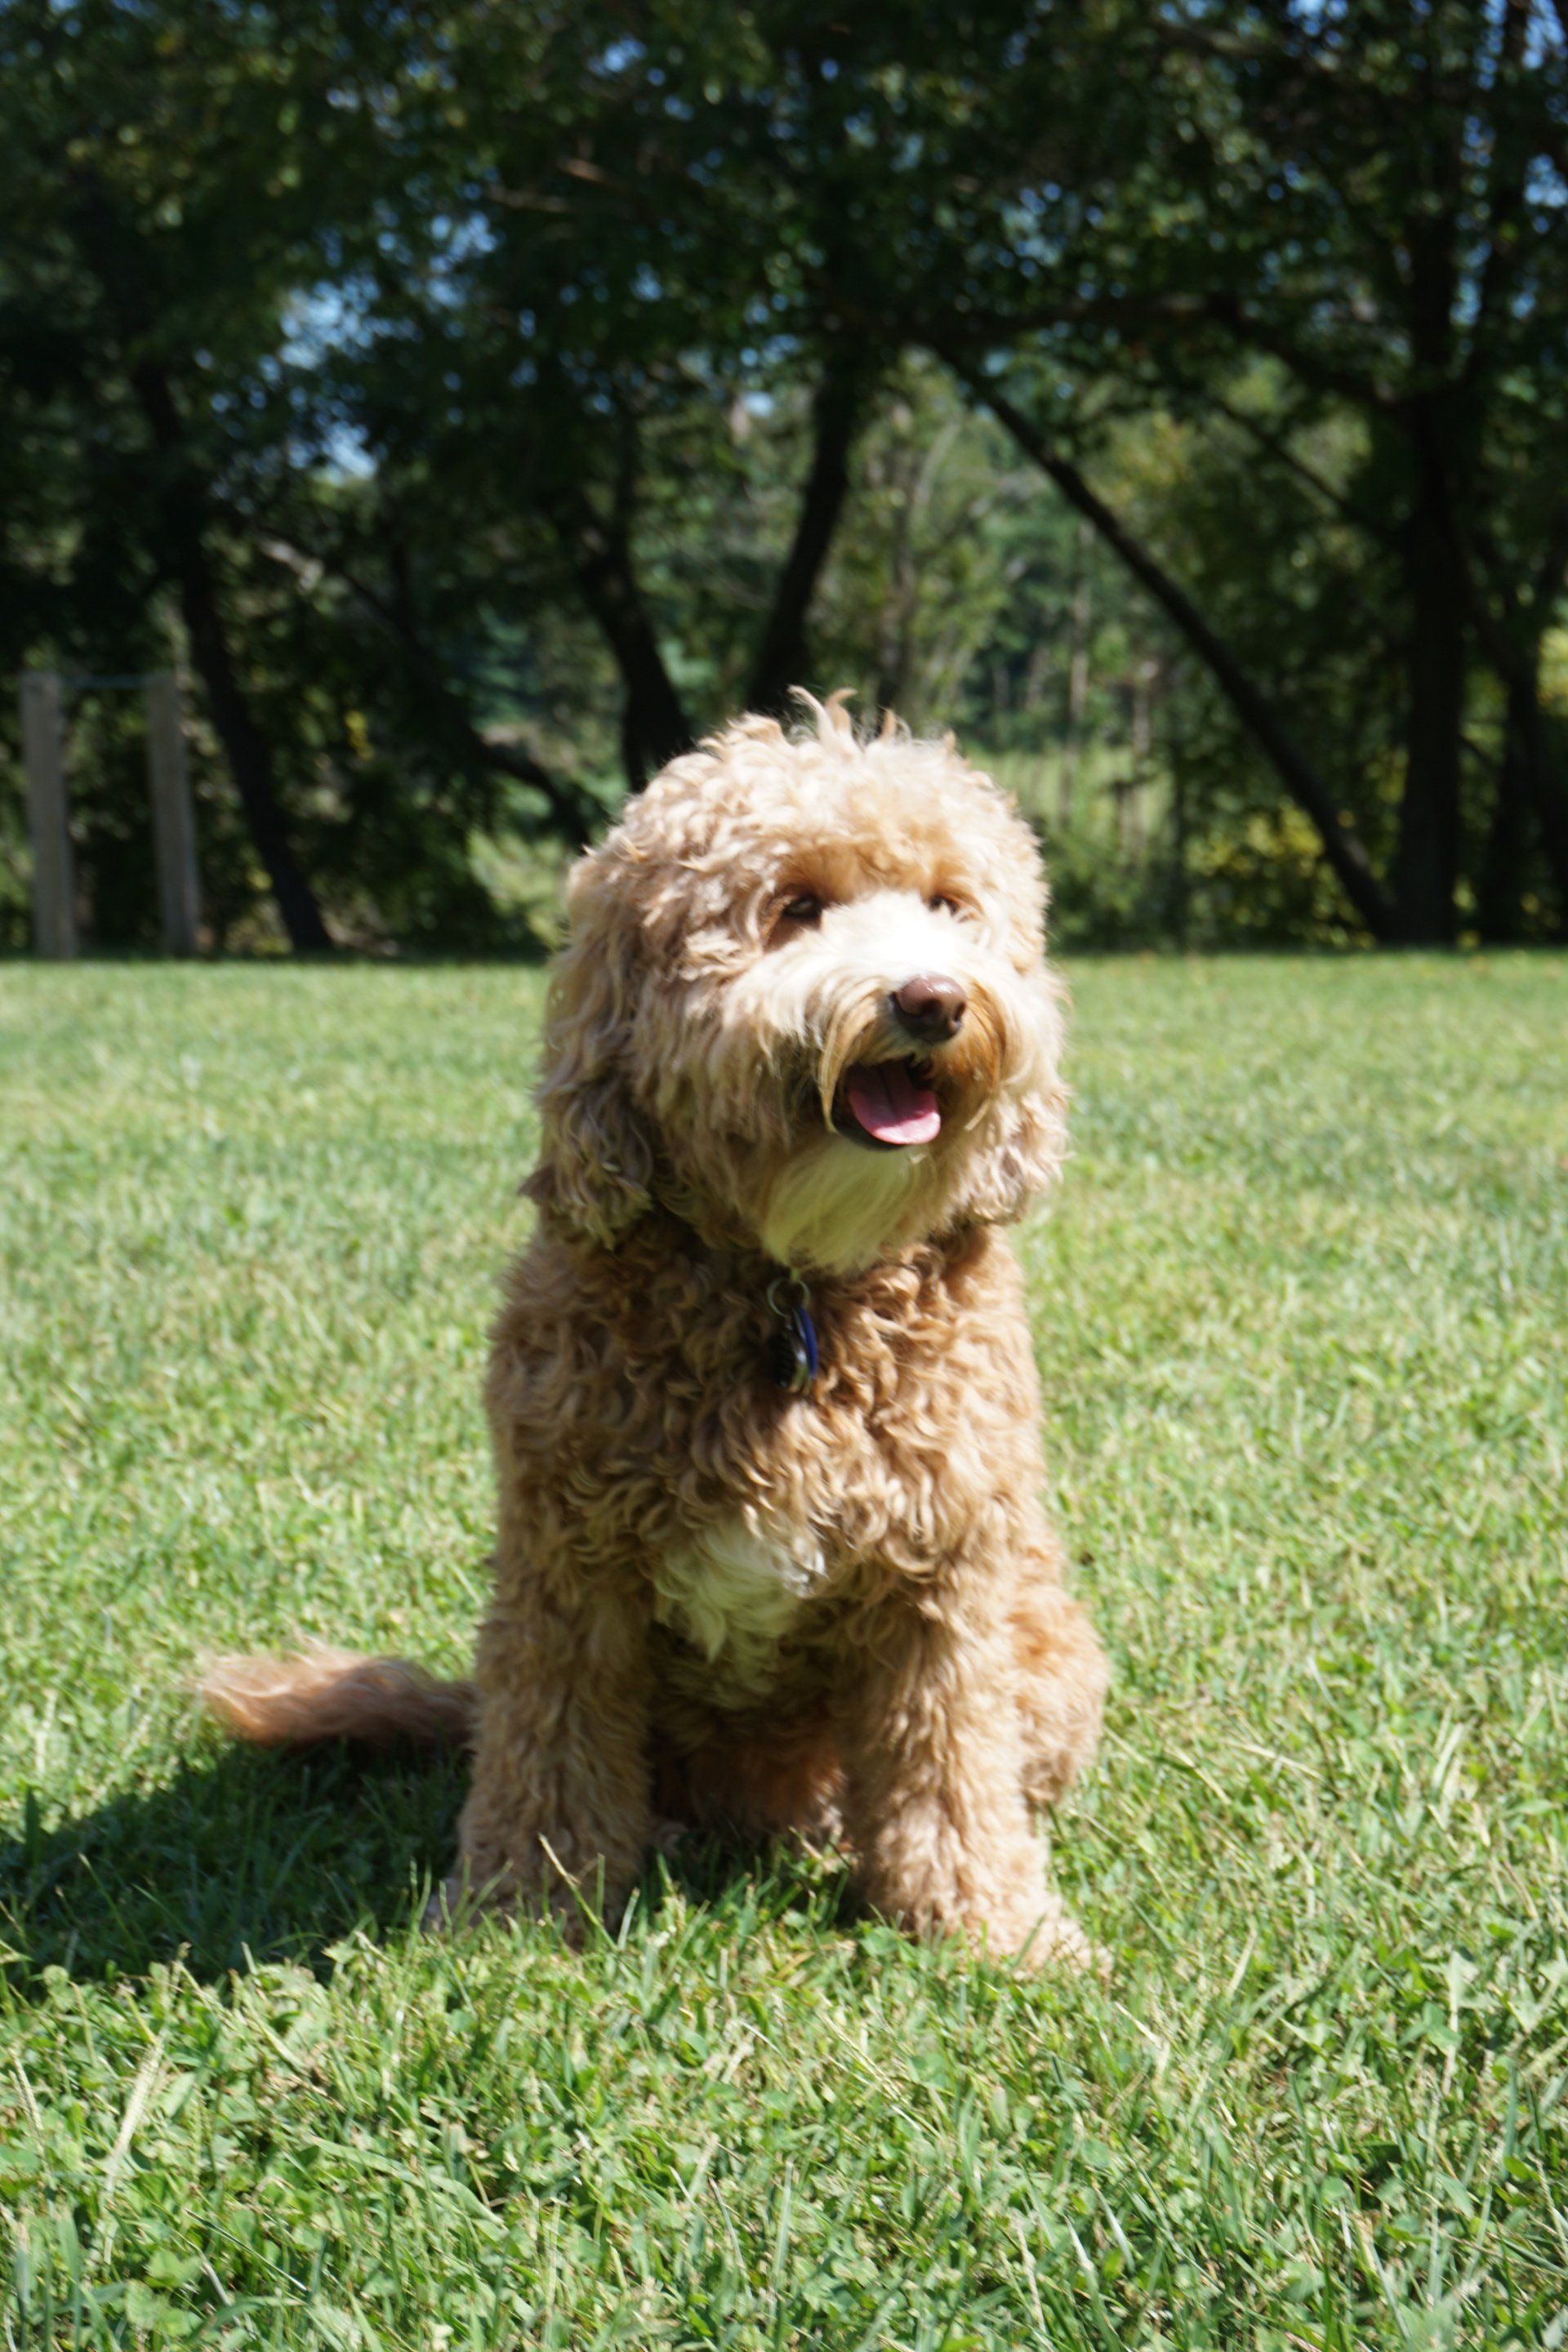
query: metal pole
[
  {"left": 145, "top": 670, "right": 201, "bottom": 956},
  {"left": 20, "top": 670, "right": 77, "bottom": 959}
]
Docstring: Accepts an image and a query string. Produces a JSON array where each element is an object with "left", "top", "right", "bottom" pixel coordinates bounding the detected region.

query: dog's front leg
[
  {"left": 838, "top": 1580, "right": 1091, "bottom": 1970},
  {"left": 442, "top": 1556, "right": 653, "bottom": 1936}
]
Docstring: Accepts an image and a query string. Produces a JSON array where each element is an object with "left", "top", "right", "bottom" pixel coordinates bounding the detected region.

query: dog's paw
[
  {"left": 421, "top": 1879, "right": 455, "bottom": 1936},
  {"left": 421, "top": 1869, "right": 512, "bottom": 1936},
  {"left": 1009, "top": 1906, "right": 1109, "bottom": 1980},
  {"left": 421, "top": 1848, "right": 625, "bottom": 1944},
  {"left": 954, "top": 1891, "right": 1107, "bottom": 1979}
]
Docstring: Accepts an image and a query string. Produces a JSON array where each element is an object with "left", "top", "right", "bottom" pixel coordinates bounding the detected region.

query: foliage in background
[{"left": 0, "top": 0, "right": 1565, "bottom": 953}]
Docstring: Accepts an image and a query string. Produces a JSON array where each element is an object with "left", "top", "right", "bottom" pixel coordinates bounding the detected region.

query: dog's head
[{"left": 526, "top": 699, "right": 1067, "bottom": 1275}]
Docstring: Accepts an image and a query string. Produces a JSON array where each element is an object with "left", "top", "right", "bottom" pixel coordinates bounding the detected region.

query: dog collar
[{"left": 765, "top": 1272, "right": 818, "bottom": 1395}]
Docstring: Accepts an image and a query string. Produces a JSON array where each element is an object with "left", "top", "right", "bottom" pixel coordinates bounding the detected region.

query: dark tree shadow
[{"left": 0, "top": 1746, "right": 858, "bottom": 1998}]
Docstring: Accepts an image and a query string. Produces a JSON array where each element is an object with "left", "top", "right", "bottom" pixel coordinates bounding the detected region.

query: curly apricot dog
[{"left": 207, "top": 697, "right": 1107, "bottom": 1967}]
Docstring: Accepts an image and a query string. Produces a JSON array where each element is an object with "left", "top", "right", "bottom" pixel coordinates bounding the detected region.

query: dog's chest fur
[
  {"left": 651, "top": 1515, "right": 829, "bottom": 1703},
  {"left": 491, "top": 1224, "right": 1041, "bottom": 1701}
]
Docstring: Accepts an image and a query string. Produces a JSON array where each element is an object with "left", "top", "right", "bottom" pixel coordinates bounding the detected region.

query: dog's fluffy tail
[{"left": 200, "top": 1644, "right": 477, "bottom": 1750}]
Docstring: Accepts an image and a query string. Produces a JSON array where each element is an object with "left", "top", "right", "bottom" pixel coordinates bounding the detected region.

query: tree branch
[
  {"left": 247, "top": 515, "right": 600, "bottom": 846},
  {"left": 947, "top": 362, "right": 1396, "bottom": 939},
  {"left": 901, "top": 286, "right": 1399, "bottom": 414},
  {"left": 1194, "top": 387, "right": 1397, "bottom": 550}
]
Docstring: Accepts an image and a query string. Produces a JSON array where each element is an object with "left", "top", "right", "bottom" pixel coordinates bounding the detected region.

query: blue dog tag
[{"left": 765, "top": 1278, "right": 819, "bottom": 1394}]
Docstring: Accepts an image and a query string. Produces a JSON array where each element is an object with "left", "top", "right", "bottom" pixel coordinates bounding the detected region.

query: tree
[
  {"left": 854, "top": 0, "right": 1568, "bottom": 940},
  {"left": 0, "top": 1, "right": 367, "bottom": 945}
]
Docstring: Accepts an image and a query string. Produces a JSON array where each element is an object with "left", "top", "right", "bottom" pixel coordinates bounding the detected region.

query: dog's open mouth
[{"left": 835, "top": 1058, "right": 942, "bottom": 1149}]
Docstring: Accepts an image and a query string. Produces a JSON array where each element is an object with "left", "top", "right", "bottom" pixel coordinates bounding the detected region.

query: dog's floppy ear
[
  {"left": 964, "top": 1085, "right": 1070, "bottom": 1226},
  {"left": 960, "top": 973, "right": 1070, "bottom": 1227},
  {"left": 523, "top": 849, "right": 653, "bottom": 1246}
]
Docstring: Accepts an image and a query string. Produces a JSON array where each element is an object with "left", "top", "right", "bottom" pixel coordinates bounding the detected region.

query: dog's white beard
[{"left": 760, "top": 1132, "right": 942, "bottom": 1275}]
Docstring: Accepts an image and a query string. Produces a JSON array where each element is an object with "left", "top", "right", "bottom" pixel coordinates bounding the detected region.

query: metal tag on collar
[{"left": 765, "top": 1273, "right": 818, "bottom": 1395}]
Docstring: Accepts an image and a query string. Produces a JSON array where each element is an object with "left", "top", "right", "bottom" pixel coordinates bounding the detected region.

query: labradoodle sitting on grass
[{"left": 206, "top": 695, "right": 1108, "bottom": 1969}]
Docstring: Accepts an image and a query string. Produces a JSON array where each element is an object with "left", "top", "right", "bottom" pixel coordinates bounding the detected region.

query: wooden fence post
[
  {"left": 20, "top": 670, "right": 77, "bottom": 960},
  {"left": 144, "top": 670, "right": 201, "bottom": 956}
]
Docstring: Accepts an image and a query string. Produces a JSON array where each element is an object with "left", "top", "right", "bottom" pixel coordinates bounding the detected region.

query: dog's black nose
[{"left": 891, "top": 973, "right": 966, "bottom": 1043}]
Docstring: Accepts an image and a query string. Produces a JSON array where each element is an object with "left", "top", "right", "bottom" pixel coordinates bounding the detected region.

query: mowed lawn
[{"left": 1, "top": 956, "right": 1565, "bottom": 2352}]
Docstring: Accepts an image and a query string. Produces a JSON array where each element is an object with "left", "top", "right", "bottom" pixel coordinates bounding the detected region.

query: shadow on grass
[
  {"left": 0, "top": 1744, "right": 467, "bottom": 1993},
  {"left": 0, "top": 1746, "right": 857, "bottom": 1997}
]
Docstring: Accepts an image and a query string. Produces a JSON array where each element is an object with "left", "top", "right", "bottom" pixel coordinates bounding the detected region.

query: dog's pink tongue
[{"left": 844, "top": 1062, "right": 942, "bottom": 1146}]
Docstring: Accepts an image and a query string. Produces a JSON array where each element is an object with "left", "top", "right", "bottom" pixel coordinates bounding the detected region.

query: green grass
[{"left": 2, "top": 955, "right": 1566, "bottom": 2350}]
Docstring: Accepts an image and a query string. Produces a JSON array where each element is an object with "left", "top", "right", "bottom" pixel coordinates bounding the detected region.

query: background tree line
[{"left": 2, "top": 0, "right": 1565, "bottom": 953}]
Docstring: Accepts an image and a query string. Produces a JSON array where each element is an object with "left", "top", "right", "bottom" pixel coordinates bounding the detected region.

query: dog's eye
[
  {"left": 779, "top": 892, "right": 824, "bottom": 927},
  {"left": 929, "top": 893, "right": 965, "bottom": 918}
]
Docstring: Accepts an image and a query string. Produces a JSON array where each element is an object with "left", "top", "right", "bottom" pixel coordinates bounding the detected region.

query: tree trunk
[
  {"left": 747, "top": 355, "right": 866, "bottom": 715},
  {"left": 1512, "top": 684, "right": 1568, "bottom": 935},
  {"left": 132, "top": 366, "right": 332, "bottom": 952},
  {"left": 1475, "top": 684, "right": 1532, "bottom": 943},
  {"left": 1391, "top": 449, "right": 1467, "bottom": 945},
  {"left": 541, "top": 479, "right": 692, "bottom": 788},
  {"left": 1454, "top": 524, "right": 1568, "bottom": 934},
  {"left": 1468, "top": 638, "right": 1568, "bottom": 938},
  {"left": 1477, "top": 613, "right": 1568, "bottom": 935},
  {"left": 1167, "top": 728, "right": 1190, "bottom": 947},
  {"left": 1060, "top": 514, "right": 1092, "bottom": 826},
  {"left": 68, "top": 176, "right": 332, "bottom": 952}
]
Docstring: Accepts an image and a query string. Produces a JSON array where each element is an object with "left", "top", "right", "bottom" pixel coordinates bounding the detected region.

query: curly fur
[{"left": 205, "top": 696, "right": 1107, "bottom": 1968}]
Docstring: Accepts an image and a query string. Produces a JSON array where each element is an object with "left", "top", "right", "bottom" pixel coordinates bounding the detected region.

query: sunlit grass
[{"left": 2, "top": 955, "right": 1565, "bottom": 2349}]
